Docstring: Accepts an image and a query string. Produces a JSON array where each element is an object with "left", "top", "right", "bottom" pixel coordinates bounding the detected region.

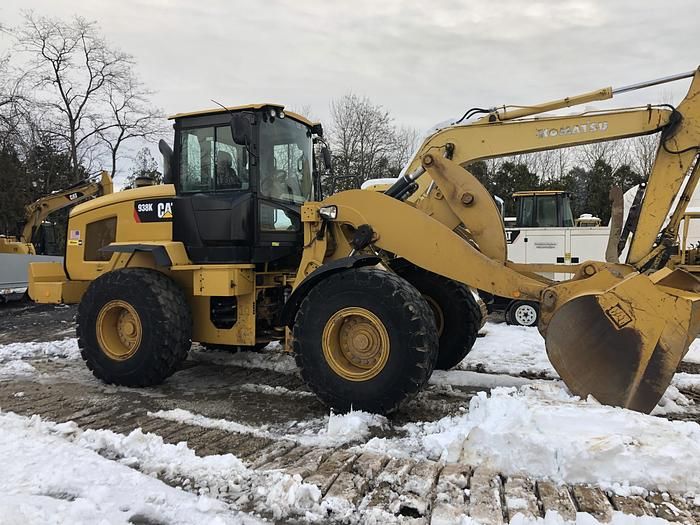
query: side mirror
[
  {"left": 321, "top": 145, "right": 332, "bottom": 171},
  {"left": 231, "top": 114, "right": 253, "bottom": 146}
]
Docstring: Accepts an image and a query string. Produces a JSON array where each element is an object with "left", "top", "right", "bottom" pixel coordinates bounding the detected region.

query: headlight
[{"left": 319, "top": 205, "right": 338, "bottom": 220}]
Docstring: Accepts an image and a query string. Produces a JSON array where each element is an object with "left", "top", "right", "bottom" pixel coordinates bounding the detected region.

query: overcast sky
[{"left": 0, "top": 0, "right": 698, "bottom": 178}]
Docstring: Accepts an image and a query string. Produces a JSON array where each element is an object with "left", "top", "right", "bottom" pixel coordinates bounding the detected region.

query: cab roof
[{"left": 168, "top": 103, "right": 316, "bottom": 128}]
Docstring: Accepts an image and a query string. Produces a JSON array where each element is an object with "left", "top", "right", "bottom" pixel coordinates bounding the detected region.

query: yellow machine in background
[
  {"left": 1, "top": 172, "right": 112, "bottom": 302},
  {"left": 0, "top": 171, "right": 113, "bottom": 255},
  {"left": 29, "top": 69, "right": 700, "bottom": 415}
]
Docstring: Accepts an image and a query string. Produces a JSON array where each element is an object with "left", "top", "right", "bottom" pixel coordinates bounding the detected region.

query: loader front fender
[{"left": 279, "top": 255, "right": 380, "bottom": 327}]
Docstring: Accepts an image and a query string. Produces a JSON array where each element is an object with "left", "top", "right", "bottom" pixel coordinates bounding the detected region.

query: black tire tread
[
  {"left": 292, "top": 267, "right": 438, "bottom": 414},
  {"left": 77, "top": 268, "right": 192, "bottom": 387},
  {"left": 393, "top": 264, "right": 483, "bottom": 370}
]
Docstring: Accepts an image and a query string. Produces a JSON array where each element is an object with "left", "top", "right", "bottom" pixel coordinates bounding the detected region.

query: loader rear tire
[
  {"left": 393, "top": 264, "right": 483, "bottom": 370},
  {"left": 293, "top": 267, "right": 438, "bottom": 414},
  {"left": 77, "top": 268, "right": 192, "bottom": 387}
]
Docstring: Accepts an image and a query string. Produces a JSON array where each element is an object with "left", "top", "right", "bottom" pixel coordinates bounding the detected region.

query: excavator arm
[
  {"left": 298, "top": 67, "right": 700, "bottom": 413},
  {"left": 20, "top": 171, "right": 113, "bottom": 246}
]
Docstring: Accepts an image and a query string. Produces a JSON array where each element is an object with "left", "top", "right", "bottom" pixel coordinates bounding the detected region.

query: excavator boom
[
  {"left": 20, "top": 171, "right": 113, "bottom": 245},
  {"left": 298, "top": 67, "right": 700, "bottom": 413}
]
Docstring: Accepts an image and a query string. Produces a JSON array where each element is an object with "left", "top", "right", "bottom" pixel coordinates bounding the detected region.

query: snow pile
[
  {"left": 0, "top": 411, "right": 259, "bottom": 524},
  {"left": 0, "top": 338, "right": 80, "bottom": 362},
  {"left": 323, "top": 410, "right": 387, "bottom": 443},
  {"left": 0, "top": 410, "right": 327, "bottom": 522},
  {"left": 364, "top": 383, "right": 700, "bottom": 494}
]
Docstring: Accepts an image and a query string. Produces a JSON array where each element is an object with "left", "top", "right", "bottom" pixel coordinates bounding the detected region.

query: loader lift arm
[{"left": 297, "top": 67, "right": 700, "bottom": 413}]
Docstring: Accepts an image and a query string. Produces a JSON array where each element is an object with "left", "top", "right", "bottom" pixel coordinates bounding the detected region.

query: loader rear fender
[
  {"left": 279, "top": 255, "right": 380, "bottom": 327},
  {"left": 100, "top": 243, "right": 172, "bottom": 266}
]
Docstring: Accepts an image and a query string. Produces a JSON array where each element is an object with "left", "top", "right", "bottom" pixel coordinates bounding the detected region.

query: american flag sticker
[{"left": 69, "top": 229, "right": 81, "bottom": 240}]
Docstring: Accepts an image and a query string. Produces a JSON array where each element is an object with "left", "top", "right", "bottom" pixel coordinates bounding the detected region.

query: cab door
[{"left": 173, "top": 120, "right": 254, "bottom": 263}]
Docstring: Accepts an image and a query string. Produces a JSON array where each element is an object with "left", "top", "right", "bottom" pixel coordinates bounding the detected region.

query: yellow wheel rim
[
  {"left": 424, "top": 295, "right": 444, "bottom": 337},
  {"left": 322, "top": 307, "right": 390, "bottom": 381},
  {"left": 96, "top": 300, "right": 142, "bottom": 361}
]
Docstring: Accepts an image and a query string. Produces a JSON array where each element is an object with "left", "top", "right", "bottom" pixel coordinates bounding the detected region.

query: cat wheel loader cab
[
  {"left": 170, "top": 104, "right": 315, "bottom": 265},
  {"left": 29, "top": 67, "right": 700, "bottom": 416}
]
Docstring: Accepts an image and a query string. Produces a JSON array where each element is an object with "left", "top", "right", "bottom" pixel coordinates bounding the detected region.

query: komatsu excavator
[{"left": 29, "top": 69, "right": 700, "bottom": 415}]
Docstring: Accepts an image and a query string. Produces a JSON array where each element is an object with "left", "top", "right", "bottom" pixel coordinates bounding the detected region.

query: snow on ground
[
  {"left": 651, "top": 385, "right": 694, "bottom": 415},
  {"left": 673, "top": 372, "right": 700, "bottom": 393},
  {"left": 0, "top": 411, "right": 261, "bottom": 525},
  {"left": 237, "top": 383, "right": 315, "bottom": 397},
  {"left": 0, "top": 338, "right": 79, "bottom": 362},
  {"left": 459, "top": 323, "right": 558, "bottom": 377},
  {"left": 460, "top": 322, "right": 700, "bottom": 404},
  {"left": 686, "top": 339, "right": 700, "bottom": 363},
  {"left": 464, "top": 322, "right": 700, "bottom": 377},
  {"left": 189, "top": 343, "right": 296, "bottom": 374},
  {"left": 0, "top": 360, "right": 37, "bottom": 378},
  {"left": 430, "top": 369, "right": 536, "bottom": 389},
  {"left": 152, "top": 407, "right": 387, "bottom": 447},
  {"left": 361, "top": 382, "right": 700, "bottom": 494}
]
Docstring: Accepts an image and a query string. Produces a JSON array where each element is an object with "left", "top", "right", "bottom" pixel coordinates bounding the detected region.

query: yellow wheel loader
[{"left": 29, "top": 69, "right": 700, "bottom": 415}]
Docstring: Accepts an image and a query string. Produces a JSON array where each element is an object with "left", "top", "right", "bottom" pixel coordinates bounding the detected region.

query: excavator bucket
[{"left": 543, "top": 269, "right": 700, "bottom": 413}]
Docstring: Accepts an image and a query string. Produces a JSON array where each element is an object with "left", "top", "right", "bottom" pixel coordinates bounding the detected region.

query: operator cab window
[
  {"left": 536, "top": 196, "right": 558, "bottom": 227},
  {"left": 259, "top": 117, "right": 313, "bottom": 204},
  {"left": 519, "top": 196, "right": 535, "bottom": 227},
  {"left": 562, "top": 196, "right": 575, "bottom": 227},
  {"left": 180, "top": 126, "right": 249, "bottom": 192}
]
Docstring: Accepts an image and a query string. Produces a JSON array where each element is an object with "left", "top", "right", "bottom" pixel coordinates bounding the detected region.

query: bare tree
[
  {"left": 14, "top": 12, "right": 133, "bottom": 180},
  {"left": 328, "top": 94, "right": 420, "bottom": 192},
  {"left": 392, "top": 125, "right": 420, "bottom": 172},
  {"left": 97, "top": 73, "right": 165, "bottom": 177},
  {"left": 576, "top": 139, "right": 631, "bottom": 173},
  {"left": 629, "top": 134, "right": 660, "bottom": 179}
]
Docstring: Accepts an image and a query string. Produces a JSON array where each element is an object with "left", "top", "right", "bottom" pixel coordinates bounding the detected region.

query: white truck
[{"left": 486, "top": 190, "right": 611, "bottom": 326}]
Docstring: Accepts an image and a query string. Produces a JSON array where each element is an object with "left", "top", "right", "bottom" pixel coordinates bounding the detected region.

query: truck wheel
[
  {"left": 506, "top": 300, "right": 539, "bottom": 327},
  {"left": 293, "top": 267, "right": 438, "bottom": 414},
  {"left": 77, "top": 268, "right": 192, "bottom": 386},
  {"left": 393, "top": 264, "right": 483, "bottom": 370}
]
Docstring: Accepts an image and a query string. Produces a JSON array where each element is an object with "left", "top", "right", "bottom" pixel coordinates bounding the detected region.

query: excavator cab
[
  {"left": 513, "top": 191, "right": 575, "bottom": 228},
  {"left": 169, "top": 105, "right": 320, "bottom": 266}
]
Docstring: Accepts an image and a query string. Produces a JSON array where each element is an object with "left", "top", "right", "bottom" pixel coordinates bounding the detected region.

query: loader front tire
[
  {"left": 77, "top": 268, "right": 192, "bottom": 387},
  {"left": 393, "top": 264, "right": 483, "bottom": 370},
  {"left": 293, "top": 267, "right": 438, "bottom": 414}
]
